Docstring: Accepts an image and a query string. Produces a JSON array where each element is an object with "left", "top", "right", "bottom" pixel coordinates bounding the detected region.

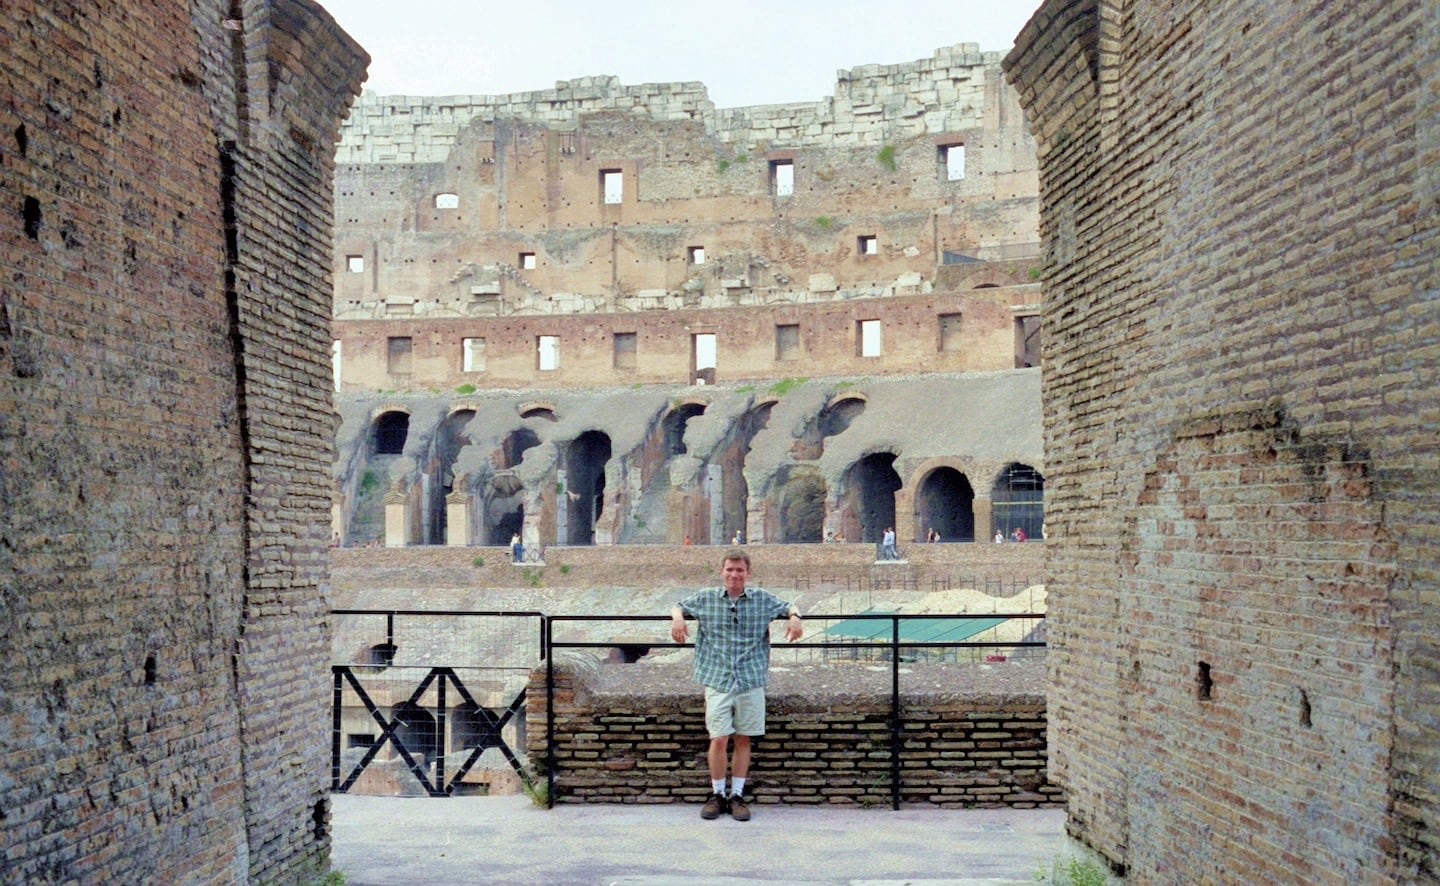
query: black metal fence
[{"left": 331, "top": 608, "right": 1045, "bottom": 808}]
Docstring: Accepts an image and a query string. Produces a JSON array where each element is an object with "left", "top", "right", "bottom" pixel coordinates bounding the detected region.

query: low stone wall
[
  {"left": 526, "top": 654, "right": 1059, "bottom": 809},
  {"left": 332, "top": 541, "right": 1045, "bottom": 598}
]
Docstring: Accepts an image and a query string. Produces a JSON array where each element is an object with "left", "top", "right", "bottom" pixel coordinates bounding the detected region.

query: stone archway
[
  {"left": 916, "top": 466, "right": 976, "bottom": 542},
  {"left": 566, "top": 431, "right": 611, "bottom": 545},
  {"left": 841, "top": 452, "right": 902, "bottom": 544}
]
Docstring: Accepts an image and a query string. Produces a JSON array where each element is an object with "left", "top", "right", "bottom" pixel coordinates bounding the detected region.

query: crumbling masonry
[
  {"left": 1006, "top": 0, "right": 1440, "bottom": 881},
  {"left": 0, "top": 2, "right": 364, "bottom": 881},
  {"left": 329, "top": 45, "right": 1047, "bottom": 551}
]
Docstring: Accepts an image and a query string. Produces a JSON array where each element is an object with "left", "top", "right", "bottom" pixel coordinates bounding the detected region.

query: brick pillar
[
  {"left": 445, "top": 489, "right": 472, "bottom": 546},
  {"left": 384, "top": 487, "right": 409, "bottom": 547},
  {"left": 973, "top": 495, "right": 992, "bottom": 543}
]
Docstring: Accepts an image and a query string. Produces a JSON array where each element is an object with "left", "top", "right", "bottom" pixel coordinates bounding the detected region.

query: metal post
[
  {"left": 891, "top": 615, "right": 901, "bottom": 811},
  {"left": 436, "top": 672, "right": 447, "bottom": 794},
  {"left": 331, "top": 666, "right": 343, "bottom": 791},
  {"left": 545, "top": 616, "right": 556, "bottom": 809}
]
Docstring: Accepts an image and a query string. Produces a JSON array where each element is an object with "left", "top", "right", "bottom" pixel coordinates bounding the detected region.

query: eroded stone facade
[
  {"left": 0, "top": 2, "right": 364, "bottom": 881},
  {"left": 1006, "top": 1, "right": 1439, "bottom": 880},
  {"left": 330, "top": 46, "right": 1046, "bottom": 552}
]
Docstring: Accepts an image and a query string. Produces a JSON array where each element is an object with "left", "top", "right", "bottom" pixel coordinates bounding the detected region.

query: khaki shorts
[{"left": 704, "top": 686, "right": 766, "bottom": 738}]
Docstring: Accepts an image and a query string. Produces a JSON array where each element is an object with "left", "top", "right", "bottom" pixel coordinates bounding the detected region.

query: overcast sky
[{"left": 321, "top": 1, "right": 1041, "bottom": 109}]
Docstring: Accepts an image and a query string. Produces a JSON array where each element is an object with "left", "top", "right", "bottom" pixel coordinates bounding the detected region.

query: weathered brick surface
[
  {"left": 1006, "top": 0, "right": 1439, "bottom": 881},
  {"left": 0, "top": 2, "right": 364, "bottom": 881},
  {"left": 526, "top": 656, "right": 1060, "bottom": 809}
]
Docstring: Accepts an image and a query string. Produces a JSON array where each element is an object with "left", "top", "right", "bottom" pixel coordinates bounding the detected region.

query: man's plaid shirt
[{"left": 676, "top": 586, "right": 793, "bottom": 692}]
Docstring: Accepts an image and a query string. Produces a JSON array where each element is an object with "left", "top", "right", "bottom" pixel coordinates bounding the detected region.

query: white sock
[
  {"left": 730, "top": 777, "right": 746, "bottom": 798},
  {"left": 712, "top": 779, "right": 726, "bottom": 795}
]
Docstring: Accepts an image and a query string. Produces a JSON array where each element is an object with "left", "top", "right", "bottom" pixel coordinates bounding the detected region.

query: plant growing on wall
[
  {"left": 878, "top": 144, "right": 897, "bottom": 172},
  {"left": 455, "top": 383, "right": 477, "bottom": 395},
  {"left": 769, "top": 377, "right": 806, "bottom": 396},
  {"left": 815, "top": 216, "right": 835, "bottom": 230}
]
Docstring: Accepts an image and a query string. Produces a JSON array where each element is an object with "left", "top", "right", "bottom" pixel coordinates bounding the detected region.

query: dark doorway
[
  {"left": 391, "top": 702, "right": 436, "bottom": 764},
  {"left": 663, "top": 403, "right": 706, "bottom": 456},
  {"left": 427, "top": 410, "right": 474, "bottom": 544},
  {"left": 917, "top": 467, "right": 975, "bottom": 542},
  {"left": 776, "top": 467, "right": 826, "bottom": 542},
  {"left": 567, "top": 431, "right": 611, "bottom": 545},
  {"left": 992, "top": 463, "right": 1045, "bottom": 541},
  {"left": 373, "top": 411, "right": 409, "bottom": 455},
  {"left": 846, "top": 452, "right": 901, "bottom": 544}
]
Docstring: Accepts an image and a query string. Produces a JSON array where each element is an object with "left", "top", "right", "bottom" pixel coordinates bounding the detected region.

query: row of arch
[{"left": 345, "top": 400, "right": 1042, "bottom": 548}]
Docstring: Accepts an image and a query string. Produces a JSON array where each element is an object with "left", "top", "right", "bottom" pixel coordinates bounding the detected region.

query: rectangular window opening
[
  {"left": 775, "top": 324, "right": 800, "bottom": 361},
  {"left": 346, "top": 255, "right": 364, "bottom": 273},
  {"left": 770, "top": 160, "right": 794, "bottom": 197},
  {"left": 858, "top": 235, "right": 878, "bottom": 256},
  {"left": 601, "top": 169, "right": 624, "bottom": 205},
  {"left": 538, "top": 335, "right": 560, "bottom": 371},
  {"left": 613, "top": 332, "right": 637, "bottom": 369},
  {"left": 463, "top": 337, "right": 486, "bottom": 372},
  {"left": 519, "top": 252, "right": 536, "bottom": 270},
  {"left": 939, "top": 313, "right": 963, "bottom": 352},
  {"left": 942, "top": 144, "right": 966, "bottom": 181},
  {"left": 858, "top": 320, "right": 882, "bottom": 358},
  {"left": 692, "top": 332, "right": 717, "bottom": 385},
  {"left": 386, "top": 336, "right": 413, "bottom": 376},
  {"left": 687, "top": 246, "right": 706, "bottom": 265}
]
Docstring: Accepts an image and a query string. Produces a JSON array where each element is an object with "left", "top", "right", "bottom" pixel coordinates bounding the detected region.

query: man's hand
[
  {"left": 670, "top": 608, "right": 689, "bottom": 644},
  {"left": 784, "top": 612, "right": 803, "bottom": 642}
]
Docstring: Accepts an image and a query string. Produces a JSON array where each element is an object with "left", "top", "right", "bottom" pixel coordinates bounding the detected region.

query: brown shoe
[
  {"left": 700, "top": 792, "right": 728, "bottom": 820},
  {"left": 729, "top": 795, "right": 751, "bottom": 821}
]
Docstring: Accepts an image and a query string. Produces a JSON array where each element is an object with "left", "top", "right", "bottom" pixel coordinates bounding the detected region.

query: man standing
[
  {"left": 881, "top": 526, "right": 898, "bottom": 560},
  {"left": 670, "top": 550, "right": 802, "bottom": 821}
]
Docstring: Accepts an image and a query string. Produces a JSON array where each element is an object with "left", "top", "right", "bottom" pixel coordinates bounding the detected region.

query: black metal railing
[
  {"left": 543, "top": 611, "right": 1045, "bottom": 810},
  {"left": 330, "top": 608, "right": 1044, "bottom": 808},
  {"left": 330, "top": 609, "right": 544, "bottom": 797}
]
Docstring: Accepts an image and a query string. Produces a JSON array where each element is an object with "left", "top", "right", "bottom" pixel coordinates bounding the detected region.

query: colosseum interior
[{"left": 329, "top": 43, "right": 1047, "bottom": 551}]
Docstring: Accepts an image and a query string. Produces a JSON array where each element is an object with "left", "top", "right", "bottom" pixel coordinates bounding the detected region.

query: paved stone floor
[{"left": 331, "top": 793, "right": 1098, "bottom": 885}]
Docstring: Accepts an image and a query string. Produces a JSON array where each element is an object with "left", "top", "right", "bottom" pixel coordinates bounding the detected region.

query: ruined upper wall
[{"left": 337, "top": 44, "right": 1011, "bottom": 164}]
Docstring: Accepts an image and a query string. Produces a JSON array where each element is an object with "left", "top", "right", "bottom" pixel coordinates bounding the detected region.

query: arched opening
[
  {"left": 391, "top": 702, "right": 436, "bottom": 764},
  {"left": 566, "top": 431, "right": 611, "bottom": 545},
  {"left": 350, "top": 410, "right": 412, "bottom": 546},
  {"left": 917, "top": 467, "right": 975, "bottom": 542},
  {"left": 663, "top": 403, "right": 706, "bottom": 456},
  {"left": 427, "top": 410, "right": 474, "bottom": 544},
  {"left": 844, "top": 452, "right": 902, "bottom": 544},
  {"left": 454, "top": 702, "right": 505, "bottom": 751},
  {"left": 992, "top": 463, "right": 1044, "bottom": 541},
  {"left": 373, "top": 412, "right": 409, "bottom": 455},
  {"left": 818, "top": 396, "right": 866, "bottom": 438},
  {"left": 775, "top": 466, "right": 826, "bottom": 543},
  {"left": 519, "top": 405, "right": 557, "bottom": 421},
  {"left": 502, "top": 428, "right": 540, "bottom": 468}
]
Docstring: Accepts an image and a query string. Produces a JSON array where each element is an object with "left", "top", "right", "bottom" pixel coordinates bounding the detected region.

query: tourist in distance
[
  {"left": 881, "top": 526, "right": 898, "bottom": 560},
  {"left": 669, "top": 549, "right": 802, "bottom": 821}
]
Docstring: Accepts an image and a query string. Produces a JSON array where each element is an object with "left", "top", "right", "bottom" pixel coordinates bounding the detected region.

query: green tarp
[{"left": 820, "top": 610, "right": 1012, "bottom": 643}]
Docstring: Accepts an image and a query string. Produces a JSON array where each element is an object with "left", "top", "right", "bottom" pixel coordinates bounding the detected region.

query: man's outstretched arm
[{"left": 670, "top": 605, "right": 690, "bottom": 643}]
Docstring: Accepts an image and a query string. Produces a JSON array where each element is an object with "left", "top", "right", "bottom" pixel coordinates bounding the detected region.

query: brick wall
[
  {"left": 1006, "top": 0, "right": 1439, "bottom": 881},
  {"left": 335, "top": 288, "right": 1033, "bottom": 391},
  {"left": 0, "top": 1, "right": 364, "bottom": 881},
  {"left": 526, "top": 655, "right": 1059, "bottom": 809}
]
